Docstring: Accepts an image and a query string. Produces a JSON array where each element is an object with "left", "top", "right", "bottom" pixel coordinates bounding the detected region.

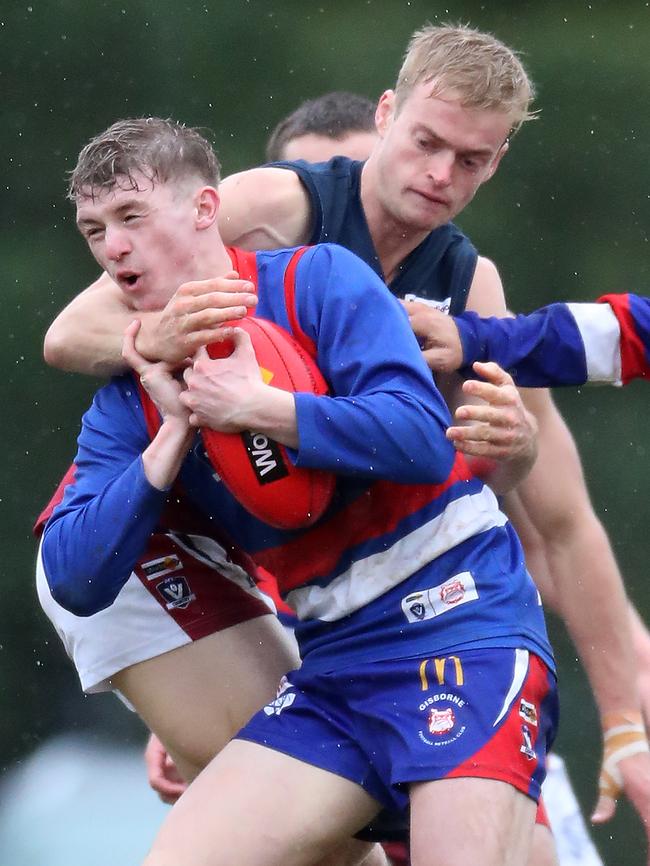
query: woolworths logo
[{"left": 242, "top": 431, "right": 289, "bottom": 484}]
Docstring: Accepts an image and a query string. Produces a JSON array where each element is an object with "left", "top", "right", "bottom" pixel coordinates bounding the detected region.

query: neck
[
  {"left": 193, "top": 232, "right": 234, "bottom": 281},
  {"left": 360, "top": 158, "right": 431, "bottom": 284}
]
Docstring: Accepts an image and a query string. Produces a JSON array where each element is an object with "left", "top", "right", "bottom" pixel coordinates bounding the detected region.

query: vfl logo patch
[
  {"left": 401, "top": 572, "right": 478, "bottom": 623},
  {"left": 155, "top": 576, "right": 195, "bottom": 610},
  {"left": 403, "top": 294, "right": 452, "bottom": 315},
  {"left": 519, "top": 699, "right": 538, "bottom": 727},
  {"left": 141, "top": 554, "right": 182, "bottom": 580},
  {"left": 242, "top": 431, "right": 289, "bottom": 485},
  {"left": 263, "top": 692, "right": 296, "bottom": 716}
]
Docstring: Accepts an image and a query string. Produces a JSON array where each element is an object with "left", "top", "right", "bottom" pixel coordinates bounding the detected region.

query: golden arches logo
[{"left": 419, "top": 656, "right": 464, "bottom": 690}]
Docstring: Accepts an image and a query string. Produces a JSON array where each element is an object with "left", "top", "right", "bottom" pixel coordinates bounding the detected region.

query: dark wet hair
[
  {"left": 265, "top": 91, "right": 376, "bottom": 162},
  {"left": 69, "top": 117, "right": 220, "bottom": 200}
]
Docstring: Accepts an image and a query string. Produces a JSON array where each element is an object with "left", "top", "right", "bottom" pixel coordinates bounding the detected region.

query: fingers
[
  {"left": 176, "top": 277, "right": 257, "bottom": 311},
  {"left": 422, "top": 348, "right": 461, "bottom": 373},
  {"left": 461, "top": 375, "right": 518, "bottom": 407},
  {"left": 446, "top": 425, "right": 521, "bottom": 458},
  {"left": 590, "top": 793, "right": 616, "bottom": 824},
  {"left": 471, "top": 360, "right": 514, "bottom": 386},
  {"left": 454, "top": 402, "right": 524, "bottom": 428},
  {"left": 121, "top": 319, "right": 145, "bottom": 373},
  {"left": 144, "top": 735, "right": 188, "bottom": 805}
]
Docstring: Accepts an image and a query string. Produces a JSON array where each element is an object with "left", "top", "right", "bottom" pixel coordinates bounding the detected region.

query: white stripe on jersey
[
  {"left": 567, "top": 302, "right": 622, "bottom": 385},
  {"left": 492, "top": 648, "right": 529, "bottom": 727},
  {"left": 287, "top": 486, "right": 508, "bottom": 622}
]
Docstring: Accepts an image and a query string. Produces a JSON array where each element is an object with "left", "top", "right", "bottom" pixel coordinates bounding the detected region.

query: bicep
[
  {"left": 218, "top": 167, "right": 313, "bottom": 249},
  {"left": 465, "top": 255, "right": 508, "bottom": 317},
  {"left": 514, "top": 388, "right": 591, "bottom": 532}
]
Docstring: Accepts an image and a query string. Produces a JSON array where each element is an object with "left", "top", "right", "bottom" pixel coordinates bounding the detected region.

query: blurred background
[{"left": 2, "top": 1, "right": 649, "bottom": 863}]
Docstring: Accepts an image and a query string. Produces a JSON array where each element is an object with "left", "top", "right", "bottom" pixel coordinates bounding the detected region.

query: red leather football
[{"left": 201, "top": 317, "right": 336, "bottom": 530}]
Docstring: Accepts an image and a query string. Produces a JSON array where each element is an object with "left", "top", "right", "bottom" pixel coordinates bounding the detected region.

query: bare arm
[
  {"left": 218, "top": 167, "right": 312, "bottom": 249},
  {"left": 503, "top": 388, "right": 650, "bottom": 836},
  {"left": 43, "top": 272, "right": 148, "bottom": 376},
  {"left": 43, "top": 272, "right": 258, "bottom": 377}
]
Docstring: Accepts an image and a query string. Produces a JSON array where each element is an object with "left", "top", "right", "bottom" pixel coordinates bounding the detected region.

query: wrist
[
  {"left": 135, "top": 312, "right": 164, "bottom": 362},
  {"left": 238, "top": 386, "right": 298, "bottom": 449}
]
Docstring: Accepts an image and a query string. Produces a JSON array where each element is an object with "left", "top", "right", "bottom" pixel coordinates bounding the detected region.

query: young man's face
[
  {"left": 281, "top": 129, "right": 378, "bottom": 163},
  {"left": 75, "top": 173, "right": 202, "bottom": 311},
  {"left": 373, "top": 80, "right": 512, "bottom": 232}
]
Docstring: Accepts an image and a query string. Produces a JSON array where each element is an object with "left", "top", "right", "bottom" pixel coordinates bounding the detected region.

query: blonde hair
[{"left": 395, "top": 24, "right": 536, "bottom": 134}]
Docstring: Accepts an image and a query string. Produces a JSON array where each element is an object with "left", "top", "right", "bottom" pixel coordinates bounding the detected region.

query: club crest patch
[
  {"left": 418, "top": 691, "right": 467, "bottom": 747},
  {"left": 402, "top": 572, "right": 478, "bottom": 623},
  {"left": 428, "top": 707, "right": 455, "bottom": 735}
]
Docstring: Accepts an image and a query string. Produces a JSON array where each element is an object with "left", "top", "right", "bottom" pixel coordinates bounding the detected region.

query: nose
[
  {"left": 427, "top": 150, "right": 454, "bottom": 187},
  {"left": 104, "top": 225, "right": 132, "bottom": 261}
]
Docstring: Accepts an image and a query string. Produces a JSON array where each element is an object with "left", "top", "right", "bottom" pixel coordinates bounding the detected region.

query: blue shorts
[{"left": 237, "top": 647, "right": 558, "bottom": 813}]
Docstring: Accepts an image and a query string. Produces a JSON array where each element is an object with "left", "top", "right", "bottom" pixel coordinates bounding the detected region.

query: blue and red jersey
[
  {"left": 41, "top": 243, "right": 553, "bottom": 673},
  {"left": 455, "top": 293, "right": 650, "bottom": 387}
]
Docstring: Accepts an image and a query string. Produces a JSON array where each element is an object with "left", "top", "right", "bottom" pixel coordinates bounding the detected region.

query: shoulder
[{"left": 219, "top": 167, "right": 312, "bottom": 249}]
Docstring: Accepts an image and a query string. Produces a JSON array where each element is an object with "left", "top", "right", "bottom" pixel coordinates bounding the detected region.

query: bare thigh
[
  {"left": 527, "top": 824, "right": 560, "bottom": 866},
  {"left": 111, "top": 613, "right": 299, "bottom": 780},
  {"left": 143, "top": 739, "right": 383, "bottom": 866},
  {"left": 410, "top": 777, "right": 537, "bottom": 866}
]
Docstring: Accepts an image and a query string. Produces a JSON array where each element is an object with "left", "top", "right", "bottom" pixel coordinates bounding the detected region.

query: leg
[
  {"left": 527, "top": 824, "right": 560, "bottom": 866},
  {"left": 143, "top": 739, "right": 382, "bottom": 866},
  {"left": 410, "top": 777, "right": 536, "bottom": 866},
  {"left": 111, "top": 614, "right": 299, "bottom": 780}
]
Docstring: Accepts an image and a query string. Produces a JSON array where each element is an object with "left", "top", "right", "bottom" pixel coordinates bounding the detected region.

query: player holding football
[
  {"left": 42, "top": 115, "right": 557, "bottom": 866},
  {"left": 43, "top": 23, "right": 650, "bottom": 855}
]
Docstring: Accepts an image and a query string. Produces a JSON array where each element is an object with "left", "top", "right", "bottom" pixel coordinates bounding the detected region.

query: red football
[{"left": 202, "top": 317, "right": 336, "bottom": 530}]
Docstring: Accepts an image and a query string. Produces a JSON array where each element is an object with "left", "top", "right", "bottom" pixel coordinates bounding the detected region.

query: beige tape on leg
[{"left": 599, "top": 711, "right": 649, "bottom": 800}]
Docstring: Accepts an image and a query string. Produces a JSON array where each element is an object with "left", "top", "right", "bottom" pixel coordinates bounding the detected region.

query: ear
[
  {"left": 195, "top": 186, "right": 220, "bottom": 229},
  {"left": 485, "top": 141, "right": 509, "bottom": 181},
  {"left": 375, "top": 90, "right": 396, "bottom": 138}
]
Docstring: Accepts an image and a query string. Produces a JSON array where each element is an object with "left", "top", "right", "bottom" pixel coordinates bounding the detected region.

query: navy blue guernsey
[{"left": 271, "top": 156, "right": 478, "bottom": 315}]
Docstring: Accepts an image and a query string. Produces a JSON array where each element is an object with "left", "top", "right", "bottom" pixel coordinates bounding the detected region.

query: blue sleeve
[
  {"left": 455, "top": 305, "right": 589, "bottom": 387},
  {"left": 41, "top": 379, "right": 168, "bottom": 616},
  {"left": 289, "top": 244, "right": 456, "bottom": 484}
]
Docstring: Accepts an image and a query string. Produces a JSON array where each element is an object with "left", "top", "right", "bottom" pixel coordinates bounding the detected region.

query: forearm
[
  {"left": 546, "top": 517, "right": 641, "bottom": 718},
  {"left": 294, "top": 391, "right": 455, "bottom": 483},
  {"left": 42, "top": 456, "right": 167, "bottom": 615},
  {"left": 44, "top": 275, "right": 161, "bottom": 376},
  {"left": 142, "top": 419, "right": 196, "bottom": 489}
]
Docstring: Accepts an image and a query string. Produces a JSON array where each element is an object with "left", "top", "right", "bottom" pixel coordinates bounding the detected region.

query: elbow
[
  {"left": 407, "top": 441, "right": 456, "bottom": 486},
  {"left": 49, "top": 574, "right": 103, "bottom": 617},
  {"left": 43, "top": 322, "right": 71, "bottom": 371},
  {"left": 42, "top": 540, "right": 106, "bottom": 617}
]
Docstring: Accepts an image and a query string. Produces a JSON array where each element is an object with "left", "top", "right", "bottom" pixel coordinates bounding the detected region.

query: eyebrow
[
  {"left": 413, "top": 125, "right": 496, "bottom": 159},
  {"left": 76, "top": 199, "right": 147, "bottom": 228}
]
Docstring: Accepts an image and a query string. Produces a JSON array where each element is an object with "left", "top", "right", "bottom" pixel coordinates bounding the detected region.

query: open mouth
[{"left": 116, "top": 271, "right": 142, "bottom": 290}]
